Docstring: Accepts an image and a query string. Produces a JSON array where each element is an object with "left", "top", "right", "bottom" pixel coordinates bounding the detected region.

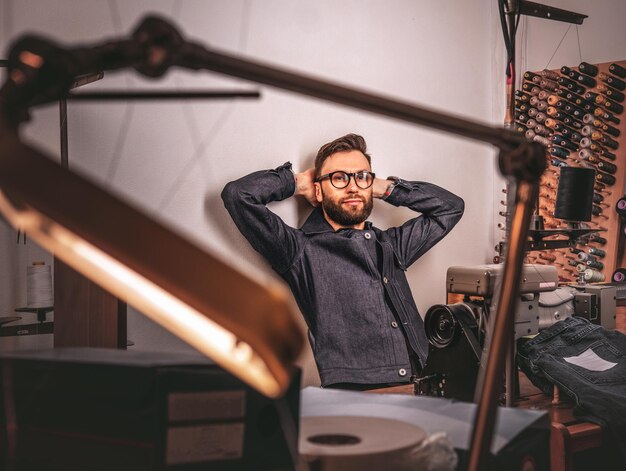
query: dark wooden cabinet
[{"left": 53, "top": 258, "right": 126, "bottom": 348}]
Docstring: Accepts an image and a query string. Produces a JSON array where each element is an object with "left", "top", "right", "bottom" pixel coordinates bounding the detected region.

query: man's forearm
[{"left": 221, "top": 162, "right": 299, "bottom": 273}]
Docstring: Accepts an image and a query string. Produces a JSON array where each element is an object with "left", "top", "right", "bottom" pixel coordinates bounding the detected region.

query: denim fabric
[
  {"left": 517, "top": 316, "right": 626, "bottom": 466},
  {"left": 222, "top": 162, "right": 464, "bottom": 386}
]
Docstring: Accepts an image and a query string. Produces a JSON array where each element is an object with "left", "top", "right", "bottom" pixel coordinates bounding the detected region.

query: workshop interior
[{"left": 1, "top": 1, "right": 626, "bottom": 470}]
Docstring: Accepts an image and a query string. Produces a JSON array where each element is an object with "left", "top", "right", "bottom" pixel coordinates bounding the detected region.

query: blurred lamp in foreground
[{"left": 0, "top": 129, "right": 303, "bottom": 399}]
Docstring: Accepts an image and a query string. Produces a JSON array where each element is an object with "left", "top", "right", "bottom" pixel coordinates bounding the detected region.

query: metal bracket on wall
[{"left": 517, "top": 1, "right": 587, "bottom": 25}]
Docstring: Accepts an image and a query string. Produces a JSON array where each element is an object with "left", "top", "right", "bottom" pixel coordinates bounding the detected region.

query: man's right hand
[{"left": 294, "top": 167, "right": 318, "bottom": 206}]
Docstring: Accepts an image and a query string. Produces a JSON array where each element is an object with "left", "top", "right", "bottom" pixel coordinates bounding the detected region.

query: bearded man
[{"left": 221, "top": 133, "right": 464, "bottom": 390}]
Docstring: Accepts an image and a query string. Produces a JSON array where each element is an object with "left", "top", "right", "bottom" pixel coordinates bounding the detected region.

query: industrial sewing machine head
[{"left": 416, "top": 264, "right": 616, "bottom": 401}]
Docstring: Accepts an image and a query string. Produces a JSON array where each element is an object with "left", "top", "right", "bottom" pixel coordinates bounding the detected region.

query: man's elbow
[
  {"left": 221, "top": 181, "right": 241, "bottom": 212},
  {"left": 455, "top": 196, "right": 465, "bottom": 217},
  {"left": 450, "top": 195, "right": 465, "bottom": 222}
]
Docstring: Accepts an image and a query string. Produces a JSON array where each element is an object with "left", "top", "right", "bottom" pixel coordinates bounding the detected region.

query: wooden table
[{"left": 515, "top": 373, "right": 603, "bottom": 471}]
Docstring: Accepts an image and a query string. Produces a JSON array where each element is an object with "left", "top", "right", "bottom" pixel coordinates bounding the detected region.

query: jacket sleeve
[
  {"left": 221, "top": 162, "right": 300, "bottom": 274},
  {"left": 383, "top": 178, "right": 464, "bottom": 268}
]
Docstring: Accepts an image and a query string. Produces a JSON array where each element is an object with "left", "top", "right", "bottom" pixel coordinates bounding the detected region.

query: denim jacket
[{"left": 221, "top": 162, "right": 464, "bottom": 386}]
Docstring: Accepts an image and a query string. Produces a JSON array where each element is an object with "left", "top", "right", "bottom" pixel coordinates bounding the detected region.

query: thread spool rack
[{"left": 509, "top": 60, "right": 626, "bottom": 331}]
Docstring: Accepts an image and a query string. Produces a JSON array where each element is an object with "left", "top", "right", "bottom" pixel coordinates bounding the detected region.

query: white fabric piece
[{"left": 563, "top": 348, "right": 617, "bottom": 372}]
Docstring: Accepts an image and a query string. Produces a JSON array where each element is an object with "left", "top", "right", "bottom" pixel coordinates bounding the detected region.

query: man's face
[{"left": 314, "top": 150, "right": 374, "bottom": 229}]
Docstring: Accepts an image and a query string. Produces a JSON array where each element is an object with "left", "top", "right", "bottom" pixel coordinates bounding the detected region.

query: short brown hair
[{"left": 314, "top": 133, "right": 371, "bottom": 178}]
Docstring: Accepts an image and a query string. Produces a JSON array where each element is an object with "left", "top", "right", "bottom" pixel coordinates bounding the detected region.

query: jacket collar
[{"left": 301, "top": 207, "right": 373, "bottom": 234}]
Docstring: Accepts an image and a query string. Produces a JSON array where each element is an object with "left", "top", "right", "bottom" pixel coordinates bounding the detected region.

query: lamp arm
[{"left": 2, "top": 16, "right": 532, "bottom": 152}]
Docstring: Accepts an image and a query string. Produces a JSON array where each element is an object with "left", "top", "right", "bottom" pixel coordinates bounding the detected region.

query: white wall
[{"left": 2, "top": 0, "right": 619, "bottom": 384}]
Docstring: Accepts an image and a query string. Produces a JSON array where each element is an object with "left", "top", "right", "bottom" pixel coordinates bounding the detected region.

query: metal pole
[
  {"left": 65, "top": 90, "right": 261, "bottom": 101},
  {"left": 59, "top": 99, "right": 68, "bottom": 169},
  {"left": 193, "top": 47, "right": 522, "bottom": 150},
  {"left": 468, "top": 178, "right": 539, "bottom": 471}
]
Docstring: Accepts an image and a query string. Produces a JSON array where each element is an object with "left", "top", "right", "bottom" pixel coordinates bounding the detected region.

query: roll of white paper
[
  {"left": 26, "top": 261, "right": 53, "bottom": 308},
  {"left": 299, "top": 415, "right": 427, "bottom": 471}
]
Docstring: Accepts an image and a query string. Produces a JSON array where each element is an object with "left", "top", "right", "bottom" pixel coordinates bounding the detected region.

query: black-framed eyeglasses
[{"left": 316, "top": 170, "right": 375, "bottom": 189}]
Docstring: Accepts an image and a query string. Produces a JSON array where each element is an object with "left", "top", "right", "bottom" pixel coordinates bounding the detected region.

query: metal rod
[
  {"left": 519, "top": 1, "right": 587, "bottom": 25},
  {"left": 468, "top": 179, "right": 539, "bottom": 471},
  {"left": 59, "top": 99, "right": 68, "bottom": 169},
  {"left": 66, "top": 90, "right": 261, "bottom": 101},
  {"left": 193, "top": 47, "right": 524, "bottom": 150},
  {"left": 505, "top": 0, "right": 518, "bottom": 128},
  {"left": 505, "top": 331, "right": 515, "bottom": 407}
]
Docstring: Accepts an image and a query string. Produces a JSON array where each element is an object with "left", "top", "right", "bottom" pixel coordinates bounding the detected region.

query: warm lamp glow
[{"left": 0, "top": 189, "right": 286, "bottom": 397}]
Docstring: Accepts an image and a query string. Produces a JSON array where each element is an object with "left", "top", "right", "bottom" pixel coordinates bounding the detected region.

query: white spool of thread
[
  {"left": 26, "top": 261, "right": 53, "bottom": 308},
  {"left": 299, "top": 416, "right": 427, "bottom": 471}
]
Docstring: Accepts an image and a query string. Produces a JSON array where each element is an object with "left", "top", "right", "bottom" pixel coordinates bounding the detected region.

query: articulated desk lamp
[{"left": 0, "top": 16, "right": 545, "bottom": 470}]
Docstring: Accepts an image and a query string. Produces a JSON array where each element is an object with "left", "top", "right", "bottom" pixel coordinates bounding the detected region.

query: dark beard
[{"left": 322, "top": 192, "right": 373, "bottom": 227}]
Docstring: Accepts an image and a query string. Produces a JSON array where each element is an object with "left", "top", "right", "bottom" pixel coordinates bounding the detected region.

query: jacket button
[
  {"left": 364, "top": 232, "right": 371, "bottom": 239},
  {"left": 398, "top": 368, "right": 407, "bottom": 377},
  {"left": 391, "top": 321, "right": 398, "bottom": 328},
  {"left": 383, "top": 277, "right": 388, "bottom": 284}
]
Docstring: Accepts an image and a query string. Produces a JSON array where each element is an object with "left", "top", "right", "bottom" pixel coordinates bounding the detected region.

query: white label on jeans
[{"left": 563, "top": 348, "right": 617, "bottom": 372}]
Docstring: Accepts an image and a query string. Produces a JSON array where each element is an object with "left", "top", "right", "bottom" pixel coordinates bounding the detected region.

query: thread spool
[
  {"left": 541, "top": 69, "right": 560, "bottom": 80},
  {"left": 602, "top": 98, "right": 624, "bottom": 115},
  {"left": 597, "top": 160, "right": 617, "bottom": 175},
  {"left": 539, "top": 78, "right": 559, "bottom": 91},
  {"left": 532, "top": 135, "right": 550, "bottom": 146},
  {"left": 598, "top": 148, "right": 617, "bottom": 161},
  {"left": 597, "top": 84, "right": 625, "bottom": 103},
  {"left": 574, "top": 73, "right": 596, "bottom": 88},
  {"left": 586, "top": 259, "right": 604, "bottom": 270},
  {"left": 616, "top": 196, "right": 626, "bottom": 216},
  {"left": 584, "top": 268, "right": 605, "bottom": 283},
  {"left": 538, "top": 90, "right": 551, "bottom": 100},
  {"left": 524, "top": 71, "right": 540, "bottom": 82},
  {"left": 589, "top": 247, "right": 606, "bottom": 258},
  {"left": 589, "top": 233, "right": 607, "bottom": 245},
  {"left": 579, "top": 62, "right": 598, "bottom": 77},
  {"left": 594, "top": 107, "right": 620, "bottom": 125},
  {"left": 596, "top": 172, "right": 616, "bottom": 186},
  {"left": 517, "top": 113, "right": 530, "bottom": 123},
  {"left": 550, "top": 135, "right": 578, "bottom": 151},
  {"left": 612, "top": 268, "right": 626, "bottom": 282},
  {"left": 534, "top": 124, "right": 551, "bottom": 136},
  {"left": 609, "top": 63, "right": 626, "bottom": 78},
  {"left": 26, "top": 261, "right": 53, "bottom": 308},
  {"left": 562, "top": 115, "right": 583, "bottom": 129},
  {"left": 554, "top": 167, "right": 595, "bottom": 221},
  {"left": 599, "top": 72, "right": 626, "bottom": 91},
  {"left": 598, "top": 135, "right": 619, "bottom": 150}
]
